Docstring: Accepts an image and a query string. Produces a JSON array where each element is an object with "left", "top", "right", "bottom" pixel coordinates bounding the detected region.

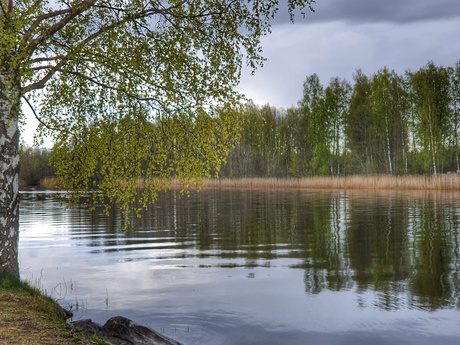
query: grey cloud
[{"left": 275, "top": 0, "right": 460, "bottom": 25}]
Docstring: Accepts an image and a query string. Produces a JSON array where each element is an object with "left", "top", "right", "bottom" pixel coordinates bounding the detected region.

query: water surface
[{"left": 19, "top": 189, "right": 460, "bottom": 344}]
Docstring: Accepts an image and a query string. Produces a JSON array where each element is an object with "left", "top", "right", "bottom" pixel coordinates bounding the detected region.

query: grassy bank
[
  {"left": 35, "top": 174, "right": 460, "bottom": 192},
  {"left": 0, "top": 272, "right": 96, "bottom": 345}
]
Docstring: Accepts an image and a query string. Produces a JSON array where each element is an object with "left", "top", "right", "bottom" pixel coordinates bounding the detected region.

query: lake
[{"left": 19, "top": 188, "right": 460, "bottom": 345}]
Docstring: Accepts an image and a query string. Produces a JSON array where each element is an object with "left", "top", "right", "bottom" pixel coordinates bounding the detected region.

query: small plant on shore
[
  {"left": 73, "top": 327, "right": 84, "bottom": 341},
  {"left": 92, "top": 334, "right": 111, "bottom": 345}
]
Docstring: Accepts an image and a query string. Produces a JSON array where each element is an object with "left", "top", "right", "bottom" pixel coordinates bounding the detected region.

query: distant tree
[
  {"left": 19, "top": 145, "right": 55, "bottom": 186},
  {"left": 410, "top": 62, "right": 452, "bottom": 174},
  {"left": 229, "top": 103, "right": 281, "bottom": 177},
  {"left": 299, "top": 74, "right": 327, "bottom": 175},
  {"left": 448, "top": 60, "right": 460, "bottom": 171},
  {"left": 323, "top": 77, "right": 351, "bottom": 175},
  {"left": 0, "top": 0, "right": 315, "bottom": 277},
  {"left": 299, "top": 74, "right": 351, "bottom": 176},
  {"left": 277, "top": 107, "right": 304, "bottom": 177},
  {"left": 259, "top": 105, "right": 279, "bottom": 176},
  {"left": 347, "top": 69, "right": 373, "bottom": 174},
  {"left": 369, "top": 68, "right": 409, "bottom": 174}
]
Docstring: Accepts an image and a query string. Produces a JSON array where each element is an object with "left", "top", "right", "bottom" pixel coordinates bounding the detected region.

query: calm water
[{"left": 19, "top": 189, "right": 460, "bottom": 345}]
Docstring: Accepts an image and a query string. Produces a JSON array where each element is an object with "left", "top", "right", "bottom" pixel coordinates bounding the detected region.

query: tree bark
[{"left": 0, "top": 72, "right": 20, "bottom": 278}]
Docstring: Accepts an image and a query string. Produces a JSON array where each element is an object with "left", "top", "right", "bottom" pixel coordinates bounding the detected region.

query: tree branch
[
  {"left": 21, "top": 7, "right": 75, "bottom": 49},
  {"left": 22, "top": 0, "right": 233, "bottom": 98},
  {"left": 22, "top": 56, "right": 69, "bottom": 92},
  {"left": 30, "top": 55, "right": 62, "bottom": 64},
  {"left": 23, "top": 0, "right": 97, "bottom": 58},
  {"left": 23, "top": 3, "right": 163, "bottom": 93},
  {"left": 22, "top": 95, "right": 57, "bottom": 132}
]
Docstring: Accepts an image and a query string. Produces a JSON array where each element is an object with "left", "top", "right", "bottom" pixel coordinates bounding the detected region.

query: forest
[
  {"left": 21, "top": 60, "right": 460, "bottom": 185},
  {"left": 222, "top": 60, "right": 460, "bottom": 177}
]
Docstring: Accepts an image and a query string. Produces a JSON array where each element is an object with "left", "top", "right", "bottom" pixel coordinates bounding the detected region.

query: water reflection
[
  {"left": 19, "top": 189, "right": 460, "bottom": 344},
  {"left": 126, "top": 189, "right": 459, "bottom": 311}
]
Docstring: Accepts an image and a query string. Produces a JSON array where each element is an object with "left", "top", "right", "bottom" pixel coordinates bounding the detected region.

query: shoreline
[
  {"left": 0, "top": 272, "right": 180, "bottom": 345},
  {"left": 194, "top": 175, "right": 460, "bottom": 191},
  {"left": 29, "top": 174, "right": 460, "bottom": 192}
]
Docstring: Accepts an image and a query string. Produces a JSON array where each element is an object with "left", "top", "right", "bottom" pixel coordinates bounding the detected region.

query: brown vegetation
[
  {"left": 193, "top": 174, "right": 460, "bottom": 191},
  {"left": 37, "top": 175, "right": 460, "bottom": 192}
]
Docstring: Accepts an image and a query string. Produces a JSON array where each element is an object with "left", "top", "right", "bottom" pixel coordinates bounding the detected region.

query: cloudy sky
[{"left": 238, "top": 0, "right": 460, "bottom": 109}]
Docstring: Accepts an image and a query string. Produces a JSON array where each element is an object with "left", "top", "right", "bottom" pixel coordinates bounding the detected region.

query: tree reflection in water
[
  {"left": 127, "top": 189, "right": 459, "bottom": 312},
  {"left": 25, "top": 188, "right": 459, "bottom": 312}
]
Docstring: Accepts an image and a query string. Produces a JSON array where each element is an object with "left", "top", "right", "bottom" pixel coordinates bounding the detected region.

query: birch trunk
[
  {"left": 385, "top": 113, "right": 393, "bottom": 175},
  {"left": 0, "top": 72, "right": 20, "bottom": 278}
]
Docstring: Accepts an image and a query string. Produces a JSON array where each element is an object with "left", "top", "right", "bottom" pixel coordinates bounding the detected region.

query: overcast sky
[{"left": 237, "top": 0, "right": 460, "bottom": 109}]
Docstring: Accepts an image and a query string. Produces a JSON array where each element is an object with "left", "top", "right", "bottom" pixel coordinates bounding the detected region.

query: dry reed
[
  {"left": 38, "top": 176, "right": 62, "bottom": 189},
  {"left": 199, "top": 175, "right": 460, "bottom": 191},
  {"left": 36, "top": 174, "right": 460, "bottom": 191}
]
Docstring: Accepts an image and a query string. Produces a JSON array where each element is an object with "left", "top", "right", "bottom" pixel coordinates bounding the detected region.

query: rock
[{"left": 71, "top": 316, "right": 182, "bottom": 345}]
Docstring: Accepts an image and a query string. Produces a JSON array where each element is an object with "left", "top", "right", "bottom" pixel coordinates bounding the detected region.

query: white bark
[
  {"left": 428, "top": 104, "right": 438, "bottom": 174},
  {"left": 0, "top": 72, "right": 20, "bottom": 277},
  {"left": 385, "top": 114, "right": 393, "bottom": 175}
]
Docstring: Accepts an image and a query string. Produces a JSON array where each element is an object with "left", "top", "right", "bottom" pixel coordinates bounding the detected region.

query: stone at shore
[{"left": 71, "top": 316, "right": 183, "bottom": 345}]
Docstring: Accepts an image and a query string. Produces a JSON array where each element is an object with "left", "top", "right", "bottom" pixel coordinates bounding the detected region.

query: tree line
[
  {"left": 21, "top": 60, "right": 460, "bottom": 184},
  {"left": 222, "top": 60, "right": 460, "bottom": 177},
  {"left": 19, "top": 145, "right": 55, "bottom": 186}
]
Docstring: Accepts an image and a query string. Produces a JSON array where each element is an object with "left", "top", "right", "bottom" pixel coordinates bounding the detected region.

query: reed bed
[
  {"left": 199, "top": 175, "right": 460, "bottom": 191},
  {"left": 36, "top": 174, "right": 460, "bottom": 191},
  {"left": 38, "top": 176, "right": 62, "bottom": 189}
]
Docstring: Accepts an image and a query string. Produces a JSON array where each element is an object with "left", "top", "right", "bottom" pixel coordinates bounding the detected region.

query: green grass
[
  {"left": 0, "top": 271, "right": 97, "bottom": 344},
  {"left": 0, "top": 271, "right": 29, "bottom": 290},
  {"left": 92, "top": 334, "right": 111, "bottom": 345},
  {"left": 0, "top": 271, "right": 66, "bottom": 322}
]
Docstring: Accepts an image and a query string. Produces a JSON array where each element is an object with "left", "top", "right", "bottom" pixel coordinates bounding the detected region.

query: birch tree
[
  {"left": 299, "top": 73, "right": 326, "bottom": 175},
  {"left": 347, "top": 69, "right": 373, "bottom": 173},
  {"left": 0, "top": 0, "right": 315, "bottom": 277},
  {"left": 369, "top": 68, "right": 408, "bottom": 174},
  {"left": 448, "top": 60, "right": 460, "bottom": 171},
  {"left": 323, "top": 77, "right": 351, "bottom": 175},
  {"left": 410, "top": 62, "right": 451, "bottom": 174}
]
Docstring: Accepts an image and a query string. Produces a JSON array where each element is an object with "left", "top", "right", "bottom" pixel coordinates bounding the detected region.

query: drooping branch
[{"left": 22, "top": 95, "right": 57, "bottom": 132}]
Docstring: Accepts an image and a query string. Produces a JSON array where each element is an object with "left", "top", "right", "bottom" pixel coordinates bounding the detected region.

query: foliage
[
  {"left": 25, "top": 59, "right": 460, "bottom": 180},
  {"left": 409, "top": 61, "right": 452, "bottom": 174},
  {"left": 0, "top": 0, "right": 316, "bottom": 219},
  {"left": 221, "top": 60, "right": 460, "bottom": 178},
  {"left": 92, "top": 334, "right": 111, "bottom": 345},
  {"left": 346, "top": 68, "right": 373, "bottom": 173},
  {"left": 51, "top": 105, "right": 242, "bottom": 218}
]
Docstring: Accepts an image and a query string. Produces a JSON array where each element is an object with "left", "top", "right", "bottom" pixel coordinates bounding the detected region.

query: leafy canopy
[{"left": 1, "top": 0, "right": 314, "bottom": 217}]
